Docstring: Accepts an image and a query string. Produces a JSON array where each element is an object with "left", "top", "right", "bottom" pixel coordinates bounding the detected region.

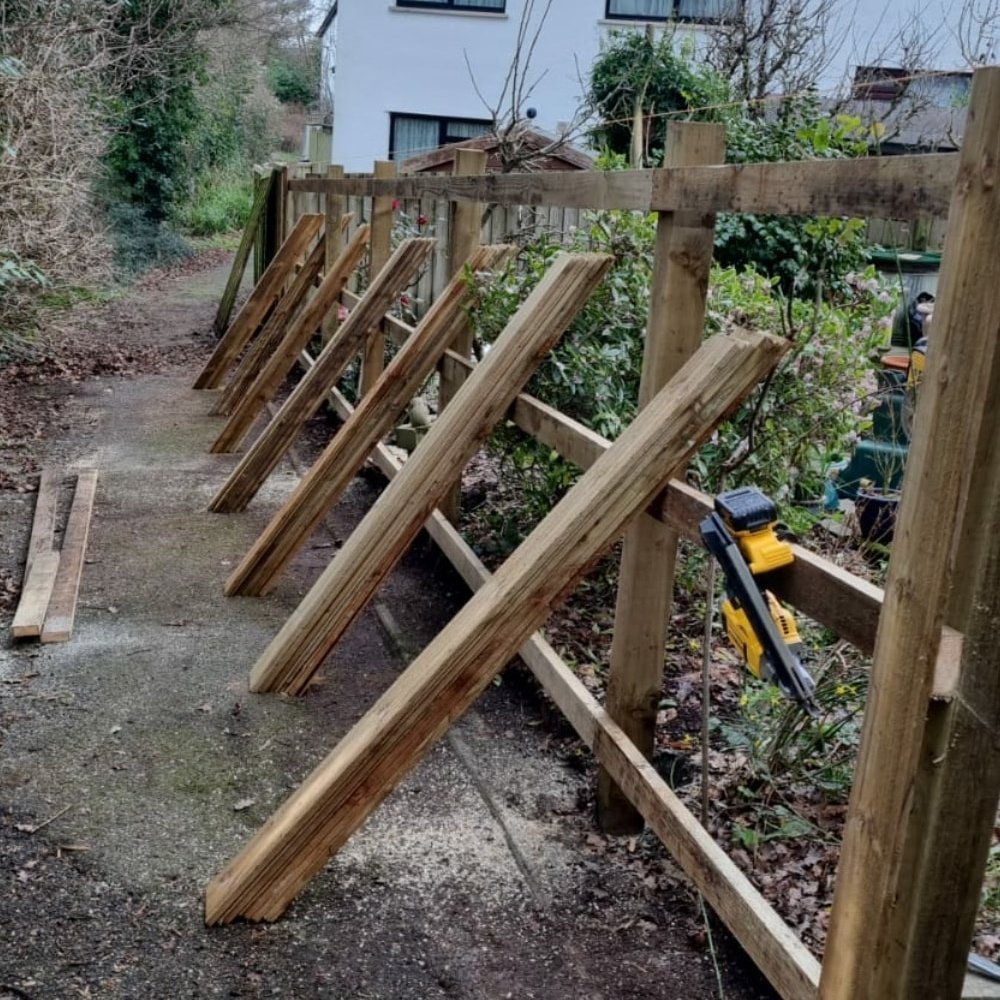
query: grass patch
[{"left": 176, "top": 166, "right": 253, "bottom": 236}]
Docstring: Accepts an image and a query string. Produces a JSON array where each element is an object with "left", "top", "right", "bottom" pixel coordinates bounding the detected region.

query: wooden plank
[
  {"left": 652, "top": 152, "right": 956, "bottom": 220},
  {"left": 599, "top": 121, "right": 725, "bottom": 833},
  {"left": 311, "top": 375, "right": 819, "bottom": 1000},
  {"left": 205, "top": 328, "right": 787, "bottom": 925},
  {"left": 288, "top": 153, "right": 957, "bottom": 219},
  {"left": 820, "top": 67, "right": 1000, "bottom": 1000},
  {"left": 359, "top": 161, "right": 396, "bottom": 397},
  {"left": 194, "top": 213, "right": 323, "bottom": 391},
  {"left": 321, "top": 164, "right": 346, "bottom": 343},
  {"left": 11, "top": 552, "right": 60, "bottom": 640},
  {"left": 248, "top": 253, "right": 614, "bottom": 695},
  {"left": 24, "top": 467, "right": 60, "bottom": 568},
  {"left": 214, "top": 172, "right": 273, "bottom": 335},
  {"left": 210, "top": 225, "right": 371, "bottom": 456},
  {"left": 226, "top": 245, "right": 516, "bottom": 597},
  {"left": 40, "top": 469, "right": 98, "bottom": 644},
  {"left": 10, "top": 467, "right": 62, "bottom": 637},
  {"left": 213, "top": 237, "right": 328, "bottom": 417},
  {"left": 289, "top": 169, "right": 656, "bottom": 211},
  {"left": 438, "top": 148, "right": 487, "bottom": 523},
  {"left": 208, "top": 238, "right": 434, "bottom": 513}
]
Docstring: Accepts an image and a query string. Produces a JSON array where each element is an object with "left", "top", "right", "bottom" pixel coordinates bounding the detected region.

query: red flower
[
  {"left": 391, "top": 199, "right": 400, "bottom": 212},
  {"left": 400, "top": 294, "right": 410, "bottom": 306},
  {"left": 417, "top": 213, "right": 428, "bottom": 227}
]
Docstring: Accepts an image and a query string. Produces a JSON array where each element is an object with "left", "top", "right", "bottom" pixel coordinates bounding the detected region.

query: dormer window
[
  {"left": 606, "top": 0, "right": 728, "bottom": 22},
  {"left": 396, "top": 1, "right": 506, "bottom": 11}
]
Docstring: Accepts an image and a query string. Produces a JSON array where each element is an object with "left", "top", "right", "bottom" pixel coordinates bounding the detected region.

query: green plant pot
[{"left": 856, "top": 489, "right": 900, "bottom": 544}]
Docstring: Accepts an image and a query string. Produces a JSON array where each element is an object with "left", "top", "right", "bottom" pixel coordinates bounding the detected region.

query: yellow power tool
[{"left": 699, "top": 487, "right": 819, "bottom": 715}]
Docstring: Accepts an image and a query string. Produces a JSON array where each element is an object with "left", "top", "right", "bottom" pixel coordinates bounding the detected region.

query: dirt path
[{"left": 0, "top": 253, "right": 777, "bottom": 1000}]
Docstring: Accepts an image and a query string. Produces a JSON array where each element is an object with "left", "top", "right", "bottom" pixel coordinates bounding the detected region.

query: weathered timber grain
[
  {"left": 40, "top": 469, "right": 98, "bottom": 644},
  {"left": 194, "top": 213, "right": 322, "bottom": 390},
  {"left": 287, "top": 153, "right": 957, "bottom": 219},
  {"left": 208, "top": 225, "right": 370, "bottom": 456},
  {"left": 208, "top": 237, "right": 432, "bottom": 512},
  {"left": 599, "top": 121, "right": 724, "bottom": 833},
  {"left": 226, "top": 244, "right": 515, "bottom": 596},
  {"left": 821, "top": 67, "right": 1000, "bottom": 1000},
  {"left": 11, "top": 552, "right": 60, "bottom": 639}
]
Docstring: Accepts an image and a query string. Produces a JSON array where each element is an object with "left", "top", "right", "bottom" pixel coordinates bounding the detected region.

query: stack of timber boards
[{"left": 10, "top": 468, "right": 98, "bottom": 643}]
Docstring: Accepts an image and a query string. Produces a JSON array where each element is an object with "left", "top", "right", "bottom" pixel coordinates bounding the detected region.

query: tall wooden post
[
  {"left": 359, "top": 160, "right": 396, "bottom": 396},
  {"left": 820, "top": 66, "right": 1000, "bottom": 1000},
  {"left": 276, "top": 164, "right": 289, "bottom": 244},
  {"left": 597, "top": 122, "right": 726, "bottom": 833},
  {"left": 322, "top": 164, "right": 346, "bottom": 342},
  {"left": 438, "top": 147, "right": 486, "bottom": 522}
]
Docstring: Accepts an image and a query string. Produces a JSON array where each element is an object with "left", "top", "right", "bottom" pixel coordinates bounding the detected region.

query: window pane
[
  {"left": 460, "top": 0, "right": 505, "bottom": 8},
  {"left": 608, "top": 0, "right": 671, "bottom": 17},
  {"left": 392, "top": 117, "right": 440, "bottom": 159},
  {"left": 676, "top": 0, "right": 727, "bottom": 17},
  {"left": 446, "top": 120, "right": 491, "bottom": 141}
]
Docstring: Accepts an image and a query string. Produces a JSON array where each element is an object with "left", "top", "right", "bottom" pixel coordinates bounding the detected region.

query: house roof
[
  {"left": 834, "top": 97, "right": 966, "bottom": 153},
  {"left": 316, "top": 3, "right": 337, "bottom": 38},
  {"left": 401, "top": 129, "right": 594, "bottom": 174}
]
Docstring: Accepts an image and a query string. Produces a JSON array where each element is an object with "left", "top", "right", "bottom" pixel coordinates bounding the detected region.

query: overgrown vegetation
[
  {"left": 588, "top": 33, "right": 871, "bottom": 296},
  {"left": 0, "top": 0, "right": 313, "bottom": 354},
  {"left": 464, "top": 208, "right": 890, "bottom": 549}
]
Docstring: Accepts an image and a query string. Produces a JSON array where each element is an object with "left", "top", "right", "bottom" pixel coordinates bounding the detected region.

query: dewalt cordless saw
[{"left": 699, "top": 487, "right": 819, "bottom": 716}]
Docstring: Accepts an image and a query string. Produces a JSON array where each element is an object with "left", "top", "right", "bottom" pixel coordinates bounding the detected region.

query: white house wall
[
  {"left": 324, "top": 0, "right": 975, "bottom": 172},
  {"left": 329, "top": 1, "right": 704, "bottom": 172}
]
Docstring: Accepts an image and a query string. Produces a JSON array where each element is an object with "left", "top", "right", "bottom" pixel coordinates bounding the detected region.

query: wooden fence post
[
  {"left": 597, "top": 122, "right": 726, "bottom": 833},
  {"left": 359, "top": 160, "right": 396, "bottom": 396},
  {"left": 214, "top": 171, "right": 272, "bottom": 335},
  {"left": 322, "top": 165, "right": 346, "bottom": 345},
  {"left": 820, "top": 66, "right": 1000, "bottom": 1000},
  {"left": 437, "top": 147, "right": 487, "bottom": 523}
]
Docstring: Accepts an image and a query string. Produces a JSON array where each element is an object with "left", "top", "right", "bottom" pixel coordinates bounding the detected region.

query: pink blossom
[
  {"left": 337, "top": 304, "right": 349, "bottom": 322},
  {"left": 400, "top": 294, "right": 410, "bottom": 306}
]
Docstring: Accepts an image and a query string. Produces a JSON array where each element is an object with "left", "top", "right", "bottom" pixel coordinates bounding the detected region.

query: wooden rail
[{"left": 288, "top": 152, "right": 957, "bottom": 220}]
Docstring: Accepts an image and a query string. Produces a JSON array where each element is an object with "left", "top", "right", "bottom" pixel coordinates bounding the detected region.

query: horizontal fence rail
[{"left": 289, "top": 152, "right": 958, "bottom": 220}]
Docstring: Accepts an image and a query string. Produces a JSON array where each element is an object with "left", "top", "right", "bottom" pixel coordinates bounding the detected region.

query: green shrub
[
  {"left": 105, "top": 203, "right": 192, "bottom": 277},
  {"left": 464, "top": 210, "right": 892, "bottom": 548},
  {"left": 176, "top": 169, "right": 253, "bottom": 235},
  {"left": 267, "top": 46, "right": 319, "bottom": 106}
]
